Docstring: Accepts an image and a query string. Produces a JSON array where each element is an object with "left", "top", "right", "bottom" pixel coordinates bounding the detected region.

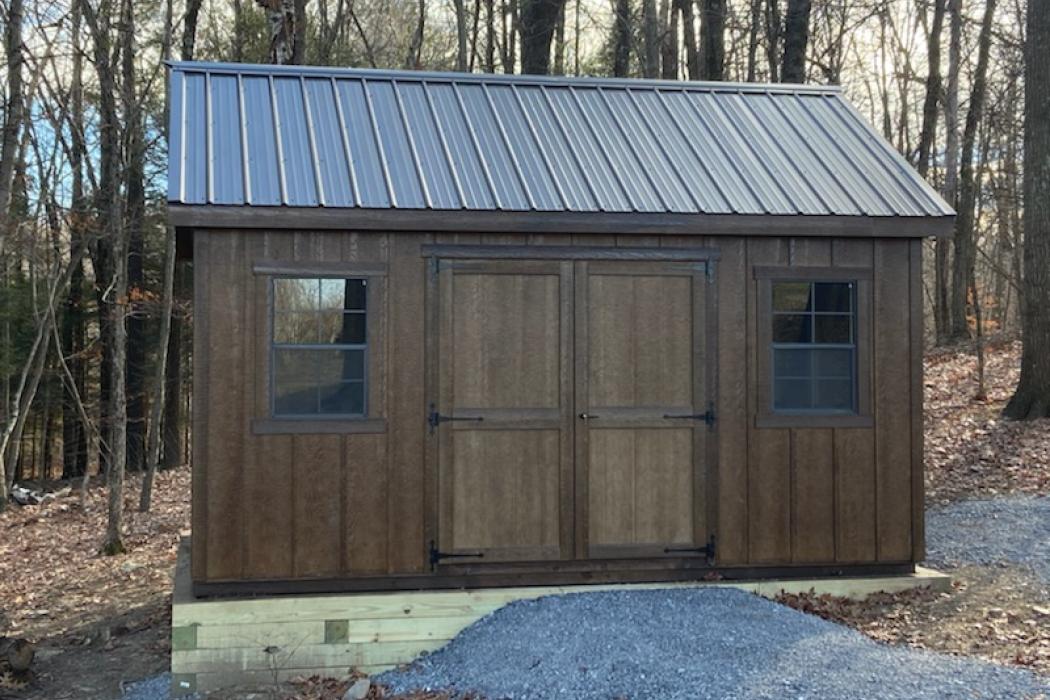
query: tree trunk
[
  {"left": 1003, "top": 0, "right": 1050, "bottom": 419},
  {"left": 181, "top": 0, "right": 204, "bottom": 61},
  {"left": 642, "top": 0, "right": 660, "bottom": 77},
  {"left": 520, "top": 0, "right": 566, "bottom": 74},
  {"left": 948, "top": 0, "right": 996, "bottom": 341},
  {"left": 765, "top": 0, "right": 780, "bottom": 82},
  {"left": 0, "top": 0, "right": 24, "bottom": 257},
  {"left": 124, "top": 0, "right": 147, "bottom": 473},
  {"left": 937, "top": 0, "right": 962, "bottom": 343},
  {"left": 916, "top": 0, "right": 945, "bottom": 177},
  {"left": 62, "top": 0, "right": 88, "bottom": 480},
  {"left": 256, "top": 0, "right": 299, "bottom": 64},
  {"left": 611, "top": 0, "right": 631, "bottom": 77},
  {"left": 140, "top": 226, "right": 177, "bottom": 511},
  {"left": 677, "top": 0, "right": 699, "bottom": 80},
  {"left": 699, "top": 0, "right": 725, "bottom": 80},
  {"left": 746, "top": 0, "right": 760, "bottom": 81},
  {"left": 84, "top": 0, "right": 127, "bottom": 554},
  {"left": 660, "top": 0, "right": 677, "bottom": 79},
  {"left": 781, "top": 0, "right": 811, "bottom": 82},
  {"left": 454, "top": 0, "right": 469, "bottom": 70}
]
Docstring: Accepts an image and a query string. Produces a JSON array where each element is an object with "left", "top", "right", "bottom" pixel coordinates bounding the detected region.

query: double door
[{"left": 430, "top": 253, "right": 715, "bottom": 566}]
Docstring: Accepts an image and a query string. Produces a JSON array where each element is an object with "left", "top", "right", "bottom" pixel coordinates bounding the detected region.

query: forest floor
[{"left": 0, "top": 338, "right": 1047, "bottom": 700}]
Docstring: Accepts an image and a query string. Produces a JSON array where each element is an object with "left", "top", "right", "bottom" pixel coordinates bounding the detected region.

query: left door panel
[{"left": 434, "top": 259, "right": 574, "bottom": 564}]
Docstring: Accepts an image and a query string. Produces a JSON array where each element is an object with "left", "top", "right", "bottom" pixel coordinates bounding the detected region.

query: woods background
[{"left": 0, "top": 0, "right": 1043, "bottom": 551}]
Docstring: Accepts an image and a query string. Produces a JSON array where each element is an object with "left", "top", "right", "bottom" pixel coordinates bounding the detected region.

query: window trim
[
  {"left": 250, "top": 261, "right": 387, "bottom": 435},
  {"left": 754, "top": 266, "right": 873, "bottom": 429}
]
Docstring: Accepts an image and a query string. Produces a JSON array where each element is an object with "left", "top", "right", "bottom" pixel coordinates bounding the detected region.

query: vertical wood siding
[{"left": 192, "top": 230, "right": 922, "bottom": 582}]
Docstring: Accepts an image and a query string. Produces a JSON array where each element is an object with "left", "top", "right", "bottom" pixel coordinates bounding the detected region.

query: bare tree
[
  {"left": 1003, "top": 0, "right": 1050, "bottom": 418},
  {"left": 937, "top": 0, "right": 963, "bottom": 343},
  {"left": 611, "top": 0, "right": 631, "bottom": 76},
  {"left": 521, "top": 0, "right": 566, "bottom": 73},
  {"left": 642, "top": 0, "right": 660, "bottom": 76},
  {"left": 782, "top": 0, "right": 811, "bottom": 82},
  {"left": 0, "top": 0, "right": 25, "bottom": 256},
  {"left": 83, "top": 0, "right": 129, "bottom": 554},
  {"left": 256, "top": 0, "right": 305, "bottom": 63},
  {"left": 949, "top": 0, "right": 997, "bottom": 341},
  {"left": 700, "top": 0, "right": 725, "bottom": 79}
]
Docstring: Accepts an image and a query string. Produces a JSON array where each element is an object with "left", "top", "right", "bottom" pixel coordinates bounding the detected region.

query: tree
[
  {"left": 700, "top": 0, "right": 725, "bottom": 80},
  {"left": 611, "top": 0, "right": 631, "bottom": 77},
  {"left": 948, "top": 0, "right": 997, "bottom": 341},
  {"left": 0, "top": 0, "right": 24, "bottom": 256},
  {"left": 256, "top": 0, "right": 305, "bottom": 64},
  {"left": 521, "top": 0, "right": 566, "bottom": 74},
  {"left": 916, "top": 0, "right": 946, "bottom": 178},
  {"left": 83, "top": 0, "right": 129, "bottom": 554},
  {"left": 1003, "top": 0, "right": 1050, "bottom": 418},
  {"left": 781, "top": 0, "right": 811, "bottom": 82}
]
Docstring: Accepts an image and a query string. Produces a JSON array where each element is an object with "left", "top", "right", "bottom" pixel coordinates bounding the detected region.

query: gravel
[
  {"left": 377, "top": 588, "right": 1050, "bottom": 700},
  {"left": 119, "top": 673, "right": 198, "bottom": 700},
  {"left": 925, "top": 494, "right": 1050, "bottom": 581}
]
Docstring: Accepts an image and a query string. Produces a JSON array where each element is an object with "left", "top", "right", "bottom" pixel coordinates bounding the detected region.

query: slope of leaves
[
  {"left": 0, "top": 468, "right": 189, "bottom": 642},
  {"left": 777, "top": 564, "right": 1050, "bottom": 675},
  {"left": 925, "top": 339, "right": 1050, "bottom": 504}
]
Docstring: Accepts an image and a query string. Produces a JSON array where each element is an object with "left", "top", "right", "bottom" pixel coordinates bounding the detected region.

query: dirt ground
[{"left": 0, "top": 340, "right": 1047, "bottom": 700}]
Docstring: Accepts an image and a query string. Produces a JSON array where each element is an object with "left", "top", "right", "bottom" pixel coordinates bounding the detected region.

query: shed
[{"left": 168, "top": 61, "right": 954, "bottom": 598}]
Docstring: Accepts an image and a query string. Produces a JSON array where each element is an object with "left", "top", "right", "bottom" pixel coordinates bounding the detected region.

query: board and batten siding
[{"left": 191, "top": 229, "right": 922, "bottom": 583}]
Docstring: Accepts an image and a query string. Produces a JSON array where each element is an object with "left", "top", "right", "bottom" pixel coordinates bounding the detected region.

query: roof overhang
[{"left": 169, "top": 204, "right": 954, "bottom": 239}]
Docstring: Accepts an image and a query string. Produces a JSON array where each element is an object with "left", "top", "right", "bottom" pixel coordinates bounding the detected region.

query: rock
[{"left": 343, "top": 676, "right": 371, "bottom": 700}]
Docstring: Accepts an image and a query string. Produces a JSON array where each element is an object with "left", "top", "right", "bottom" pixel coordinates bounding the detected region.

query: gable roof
[{"left": 167, "top": 61, "right": 954, "bottom": 230}]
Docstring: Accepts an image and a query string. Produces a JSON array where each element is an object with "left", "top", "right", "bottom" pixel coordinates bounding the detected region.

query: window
[
  {"left": 755, "top": 267, "right": 872, "bottom": 428},
  {"left": 271, "top": 277, "right": 367, "bottom": 417},
  {"left": 771, "top": 281, "right": 856, "bottom": 412}
]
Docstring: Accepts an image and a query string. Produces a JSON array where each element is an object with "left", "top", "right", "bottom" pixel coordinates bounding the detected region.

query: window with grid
[
  {"left": 271, "top": 277, "right": 367, "bottom": 417},
  {"left": 771, "top": 280, "right": 856, "bottom": 413}
]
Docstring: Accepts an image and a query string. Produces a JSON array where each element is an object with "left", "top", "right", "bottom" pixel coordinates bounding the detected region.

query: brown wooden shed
[{"left": 168, "top": 61, "right": 955, "bottom": 597}]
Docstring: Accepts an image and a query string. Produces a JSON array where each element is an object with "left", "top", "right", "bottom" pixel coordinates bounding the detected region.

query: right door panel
[{"left": 576, "top": 261, "right": 712, "bottom": 559}]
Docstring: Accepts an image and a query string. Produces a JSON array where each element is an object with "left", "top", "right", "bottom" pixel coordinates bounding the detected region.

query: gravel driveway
[
  {"left": 378, "top": 588, "right": 1049, "bottom": 700},
  {"left": 926, "top": 494, "right": 1050, "bottom": 581}
]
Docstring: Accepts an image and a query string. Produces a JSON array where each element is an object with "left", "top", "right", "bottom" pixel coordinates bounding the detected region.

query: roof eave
[{"left": 169, "top": 204, "right": 955, "bottom": 239}]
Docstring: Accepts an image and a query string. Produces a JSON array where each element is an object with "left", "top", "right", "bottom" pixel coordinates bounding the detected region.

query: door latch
[{"left": 428, "top": 403, "right": 484, "bottom": 434}]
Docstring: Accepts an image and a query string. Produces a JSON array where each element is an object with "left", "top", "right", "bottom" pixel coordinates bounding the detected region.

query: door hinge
[
  {"left": 428, "top": 403, "right": 484, "bottom": 434},
  {"left": 664, "top": 534, "right": 716, "bottom": 564},
  {"left": 662, "top": 402, "right": 716, "bottom": 429},
  {"left": 429, "top": 540, "right": 484, "bottom": 570}
]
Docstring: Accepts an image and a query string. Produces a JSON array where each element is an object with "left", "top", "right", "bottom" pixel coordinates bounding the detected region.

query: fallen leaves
[
  {"left": 925, "top": 339, "right": 1050, "bottom": 503},
  {"left": 777, "top": 565, "right": 1050, "bottom": 676}
]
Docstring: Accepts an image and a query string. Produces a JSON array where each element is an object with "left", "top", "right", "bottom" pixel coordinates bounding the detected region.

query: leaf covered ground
[{"left": 0, "top": 340, "right": 1047, "bottom": 699}]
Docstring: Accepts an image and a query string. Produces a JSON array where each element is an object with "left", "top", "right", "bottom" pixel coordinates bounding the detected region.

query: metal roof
[{"left": 167, "top": 61, "right": 954, "bottom": 219}]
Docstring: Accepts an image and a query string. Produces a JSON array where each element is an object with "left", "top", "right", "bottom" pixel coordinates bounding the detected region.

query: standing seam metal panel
[
  {"left": 166, "top": 64, "right": 955, "bottom": 221},
  {"left": 515, "top": 86, "right": 596, "bottom": 212},
  {"left": 303, "top": 78, "right": 355, "bottom": 207},
  {"left": 426, "top": 84, "right": 495, "bottom": 209},
  {"left": 182, "top": 72, "right": 207, "bottom": 204},
  {"left": 241, "top": 76, "right": 282, "bottom": 205},
  {"left": 457, "top": 83, "right": 530, "bottom": 211},
  {"left": 334, "top": 80, "right": 390, "bottom": 208},
  {"left": 209, "top": 74, "right": 246, "bottom": 205},
  {"left": 167, "top": 69, "right": 185, "bottom": 203},
  {"left": 397, "top": 82, "right": 461, "bottom": 209}
]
